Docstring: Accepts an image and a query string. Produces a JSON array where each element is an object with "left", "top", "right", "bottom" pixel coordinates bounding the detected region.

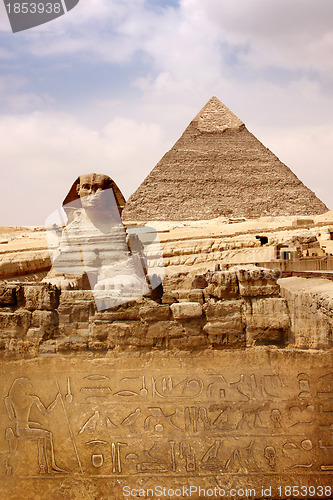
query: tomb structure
[{"left": 123, "top": 97, "right": 328, "bottom": 220}]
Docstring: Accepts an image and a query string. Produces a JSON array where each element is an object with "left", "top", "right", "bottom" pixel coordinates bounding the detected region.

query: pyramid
[{"left": 123, "top": 97, "right": 328, "bottom": 221}]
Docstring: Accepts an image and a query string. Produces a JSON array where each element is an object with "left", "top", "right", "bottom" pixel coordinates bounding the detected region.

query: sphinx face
[{"left": 77, "top": 174, "right": 111, "bottom": 211}]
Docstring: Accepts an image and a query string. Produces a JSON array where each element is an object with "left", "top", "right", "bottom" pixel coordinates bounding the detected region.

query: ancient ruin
[
  {"left": 44, "top": 173, "right": 150, "bottom": 307},
  {"left": 0, "top": 98, "right": 332, "bottom": 499},
  {"left": 123, "top": 97, "right": 328, "bottom": 221}
]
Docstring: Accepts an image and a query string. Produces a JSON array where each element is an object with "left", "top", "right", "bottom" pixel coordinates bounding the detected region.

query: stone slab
[{"left": 0, "top": 349, "right": 332, "bottom": 499}]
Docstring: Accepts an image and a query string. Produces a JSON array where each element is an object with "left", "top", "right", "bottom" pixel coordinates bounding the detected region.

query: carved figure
[
  {"left": 45, "top": 173, "right": 150, "bottom": 308},
  {"left": 4, "top": 377, "right": 66, "bottom": 474}
]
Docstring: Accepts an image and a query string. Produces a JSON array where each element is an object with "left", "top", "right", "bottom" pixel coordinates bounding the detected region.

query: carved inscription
[{"left": 1, "top": 362, "right": 332, "bottom": 479}]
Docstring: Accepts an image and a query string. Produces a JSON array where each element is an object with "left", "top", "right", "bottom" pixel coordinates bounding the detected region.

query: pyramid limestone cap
[{"left": 193, "top": 96, "right": 244, "bottom": 133}]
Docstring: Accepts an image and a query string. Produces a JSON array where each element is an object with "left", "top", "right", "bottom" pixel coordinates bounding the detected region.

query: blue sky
[{"left": 0, "top": 0, "right": 332, "bottom": 225}]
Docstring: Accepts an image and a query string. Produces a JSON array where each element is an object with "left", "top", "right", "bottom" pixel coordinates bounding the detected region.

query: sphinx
[{"left": 44, "top": 173, "right": 152, "bottom": 309}]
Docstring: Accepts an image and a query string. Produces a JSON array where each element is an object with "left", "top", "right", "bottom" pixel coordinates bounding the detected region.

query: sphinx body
[{"left": 44, "top": 173, "right": 149, "bottom": 308}]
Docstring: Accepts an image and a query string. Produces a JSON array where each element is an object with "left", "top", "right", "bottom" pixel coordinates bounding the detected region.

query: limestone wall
[
  {"left": 0, "top": 269, "right": 332, "bottom": 499},
  {"left": 279, "top": 277, "right": 333, "bottom": 349},
  {"left": 1, "top": 268, "right": 332, "bottom": 357},
  {"left": 0, "top": 350, "right": 332, "bottom": 499}
]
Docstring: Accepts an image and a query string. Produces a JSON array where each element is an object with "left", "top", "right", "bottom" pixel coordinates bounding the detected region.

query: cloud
[
  {"left": 0, "top": 0, "right": 331, "bottom": 224},
  {"left": 0, "top": 111, "right": 168, "bottom": 225},
  {"left": 0, "top": 74, "right": 52, "bottom": 113},
  {"left": 8, "top": 0, "right": 331, "bottom": 80}
]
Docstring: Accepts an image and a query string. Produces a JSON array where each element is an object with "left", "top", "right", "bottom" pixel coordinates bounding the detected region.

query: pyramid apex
[{"left": 193, "top": 96, "right": 244, "bottom": 132}]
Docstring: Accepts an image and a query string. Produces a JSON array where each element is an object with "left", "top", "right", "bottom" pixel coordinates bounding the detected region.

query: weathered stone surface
[
  {"left": 23, "top": 283, "right": 60, "bottom": 311},
  {"left": 203, "top": 299, "right": 245, "bottom": 336},
  {"left": 93, "top": 302, "right": 141, "bottom": 321},
  {"left": 161, "top": 291, "right": 177, "bottom": 304},
  {"left": 246, "top": 297, "right": 290, "bottom": 331},
  {"left": 173, "top": 289, "right": 205, "bottom": 304},
  {"left": 204, "top": 299, "right": 243, "bottom": 320},
  {"left": 168, "top": 335, "right": 209, "bottom": 349},
  {"left": 279, "top": 276, "right": 333, "bottom": 349},
  {"left": 148, "top": 320, "right": 184, "bottom": 340},
  {"left": 0, "top": 310, "right": 31, "bottom": 337},
  {"left": 204, "top": 319, "right": 244, "bottom": 335},
  {"left": 139, "top": 303, "right": 170, "bottom": 321},
  {"left": 70, "top": 302, "right": 94, "bottom": 323},
  {"left": 171, "top": 301, "right": 203, "bottom": 319},
  {"left": 206, "top": 270, "right": 239, "bottom": 299},
  {"left": 188, "top": 289, "right": 205, "bottom": 304},
  {"left": 56, "top": 335, "right": 88, "bottom": 351},
  {"left": 243, "top": 297, "right": 290, "bottom": 346},
  {"left": 207, "top": 332, "right": 245, "bottom": 347},
  {"left": 238, "top": 279, "right": 280, "bottom": 297},
  {"left": 31, "top": 310, "right": 59, "bottom": 338},
  {"left": 0, "top": 284, "right": 20, "bottom": 306},
  {"left": 91, "top": 321, "right": 133, "bottom": 343},
  {"left": 191, "top": 275, "right": 208, "bottom": 289},
  {"left": 0, "top": 350, "right": 331, "bottom": 499},
  {"left": 0, "top": 249, "right": 51, "bottom": 280}
]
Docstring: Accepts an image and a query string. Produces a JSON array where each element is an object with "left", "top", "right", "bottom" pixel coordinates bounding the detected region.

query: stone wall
[
  {"left": 1, "top": 267, "right": 332, "bottom": 357},
  {"left": 279, "top": 277, "right": 333, "bottom": 349},
  {"left": 0, "top": 350, "right": 332, "bottom": 499},
  {"left": 1, "top": 270, "right": 332, "bottom": 499}
]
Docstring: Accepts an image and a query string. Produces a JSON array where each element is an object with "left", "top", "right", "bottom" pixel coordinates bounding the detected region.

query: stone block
[
  {"left": 59, "top": 290, "right": 95, "bottom": 303},
  {"left": 147, "top": 321, "right": 183, "bottom": 339},
  {"left": 26, "top": 328, "right": 44, "bottom": 341},
  {"left": 237, "top": 269, "right": 280, "bottom": 297},
  {"left": 208, "top": 332, "right": 245, "bottom": 348},
  {"left": 247, "top": 298, "right": 290, "bottom": 331},
  {"left": 139, "top": 304, "right": 170, "bottom": 322},
  {"left": 56, "top": 336, "right": 88, "bottom": 351},
  {"left": 116, "top": 336, "right": 154, "bottom": 349},
  {"left": 204, "top": 317, "right": 245, "bottom": 335},
  {"left": 0, "top": 310, "right": 31, "bottom": 337},
  {"left": 191, "top": 275, "right": 208, "bottom": 289},
  {"left": 206, "top": 270, "right": 239, "bottom": 299},
  {"left": 92, "top": 319, "right": 140, "bottom": 343},
  {"left": 23, "top": 284, "right": 60, "bottom": 310},
  {"left": 173, "top": 289, "right": 192, "bottom": 302},
  {"left": 31, "top": 310, "right": 59, "bottom": 339},
  {"left": 58, "top": 313, "right": 71, "bottom": 324},
  {"left": 188, "top": 289, "right": 204, "bottom": 304},
  {"left": 161, "top": 291, "right": 177, "bottom": 304},
  {"left": 204, "top": 299, "right": 243, "bottom": 321},
  {"left": 238, "top": 280, "right": 280, "bottom": 297},
  {"left": 38, "top": 340, "right": 57, "bottom": 354},
  {"left": 90, "top": 321, "right": 109, "bottom": 341},
  {"left": 246, "top": 328, "right": 285, "bottom": 346},
  {"left": 0, "top": 284, "right": 21, "bottom": 306},
  {"left": 279, "top": 277, "right": 333, "bottom": 349},
  {"left": 70, "top": 301, "right": 94, "bottom": 323},
  {"left": 171, "top": 302, "right": 203, "bottom": 319},
  {"left": 94, "top": 304, "right": 140, "bottom": 321},
  {"left": 168, "top": 335, "right": 209, "bottom": 349},
  {"left": 88, "top": 340, "right": 110, "bottom": 351},
  {"left": 147, "top": 321, "right": 170, "bottom": 339}
]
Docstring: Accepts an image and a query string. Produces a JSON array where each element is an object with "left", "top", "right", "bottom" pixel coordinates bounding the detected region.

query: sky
[{"left": 0, "top": 0, "right": 332, "bottom": 226}]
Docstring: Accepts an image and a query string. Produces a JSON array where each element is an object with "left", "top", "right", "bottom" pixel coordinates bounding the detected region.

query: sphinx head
[
  {"left": 76, "top": 173, "right": 112, "bottom": 211},
  {"left": 62, "top": 173, "right": 126, "bottom": 222}
]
